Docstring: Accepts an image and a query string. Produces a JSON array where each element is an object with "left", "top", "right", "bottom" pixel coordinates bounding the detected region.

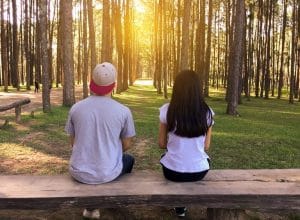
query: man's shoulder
[
  {"left": 69, "top": 97, "right": 93, "bottom": 113},
  {"left": 111, "top": 99, "right": 131, "bottom": 113}
]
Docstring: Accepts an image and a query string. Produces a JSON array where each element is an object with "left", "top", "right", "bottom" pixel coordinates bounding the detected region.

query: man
[
  {"left": 34, "top": 81, "right": 40, "bottom": 93},
  {"left": 65, "top": 62, "right": 135, "bottom": 219}
]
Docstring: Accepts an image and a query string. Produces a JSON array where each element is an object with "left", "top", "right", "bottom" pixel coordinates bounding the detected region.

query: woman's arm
[
  {"left": 158, "top": 123, "right": 168, "bottom": 149},
  {"left": 204, "top": 127, "right": 212, "bottom": 151}
]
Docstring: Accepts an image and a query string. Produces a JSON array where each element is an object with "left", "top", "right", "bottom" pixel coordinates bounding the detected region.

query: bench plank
[{"left": 0, "top": 169, "right": 299, "bottom": 210}]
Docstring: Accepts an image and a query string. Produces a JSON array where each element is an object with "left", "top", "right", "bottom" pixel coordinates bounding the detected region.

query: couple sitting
[{"left": 65, "top": 62, "right": 214, "bottom": 219}]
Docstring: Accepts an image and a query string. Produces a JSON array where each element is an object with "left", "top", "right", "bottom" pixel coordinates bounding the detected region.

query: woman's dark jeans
[{"left": 161, "top": 158, "right": 210, "bottom": 182}]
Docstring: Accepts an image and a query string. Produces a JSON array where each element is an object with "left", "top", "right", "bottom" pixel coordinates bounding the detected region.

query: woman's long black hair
[{"left": 167, "top": 70, "right": 212, "bottom": 138}]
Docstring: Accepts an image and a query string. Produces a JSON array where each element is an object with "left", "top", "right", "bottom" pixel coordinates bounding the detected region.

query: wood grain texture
[
  {"left": 0, "top": 169, "right": 299, "bottom": 210},
  {"left": 0, "top": 98, "right": 31, "bottom": 112}
]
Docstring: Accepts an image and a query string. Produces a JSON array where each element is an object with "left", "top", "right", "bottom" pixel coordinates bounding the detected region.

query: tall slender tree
[
  {"left": 195, "top": 0, "right": 206, "bottom": 94},
  {"left": 226, "top": 0, "right": 245, "bottom": 115},
  {"left": 114, "top": 0, "right": 123, "bottom": 93},
  {"left": 102, "top": 0, "right": 111, "bottom": 62},
  {"left": 39, "top": 0, "right": 51, "bottom": 112},
  {"left": 278, "top": 0, "right": 287, "bottom": 99},
  {"left": 204, "top": 0, "right": 213, "bottom": 97},
  {"left": 87, "top": 0, "right": 96, "bottom": 70},
  {"left": 11, "top": 0, "right": 20, "bottom": 90},
  {"left": 1, "top": 0, "right": 8, "bottom": 92},
  {"left": 180, "top": 0, "right": 192, "bottom": 70},
  {"left": 82, "top": 0, "right": 88, "bottom": 98},
  {"left": 61, "top": 0, "right": 75, "bottom": 106},
  {"left": 289, "top": 0, "right": 297, "bottom": 104}
]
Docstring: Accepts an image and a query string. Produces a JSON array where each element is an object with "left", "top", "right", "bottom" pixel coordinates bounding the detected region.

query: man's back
[{"left": 65, "top": 96, "right": 135, "bottom": 184}]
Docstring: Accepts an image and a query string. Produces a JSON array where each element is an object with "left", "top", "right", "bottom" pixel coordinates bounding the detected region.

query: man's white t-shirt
[
  {"left": 65, "top": 96, "right": 135, "bottom": 184},
  {"left": 159, "top": 103, "right": 214, "bottom": 173}
]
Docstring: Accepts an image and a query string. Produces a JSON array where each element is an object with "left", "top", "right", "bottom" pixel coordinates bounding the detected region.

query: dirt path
[{"left": 0, "top": 86, "right": 83, "bottom": 117}]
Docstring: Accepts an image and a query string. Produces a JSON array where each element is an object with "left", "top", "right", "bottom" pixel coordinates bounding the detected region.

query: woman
[{"left": 158, "top": 70, "right": 214, "bottom": 217}]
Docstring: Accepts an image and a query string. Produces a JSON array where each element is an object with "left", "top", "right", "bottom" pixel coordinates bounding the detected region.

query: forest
[{"left": 0, "top": 0, "right": 299, "bottom": 115}]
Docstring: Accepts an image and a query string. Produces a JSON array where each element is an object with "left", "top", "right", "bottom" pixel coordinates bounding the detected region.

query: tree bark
[
  {"left": 264, "top": 0, "right": 272, "bottom": 99},
  {"left": 61, "top": 0, "right": 75, "bottom": 106},
  {"left": 289, "top": 0, "right": 296, "bottom": 104},
  {"left": 56, "top": 1, "right": 62, "bottom": 87},
  {"left": 1, "top": 0, "right": 8, "bottom": 92},
  {"left": 195, "top": 0, "right": 206, "bottom": 95},
  {"left": 11, "top": 0, "right": 20, "bottom": 90},
  {"left": 82, "top": 0, "right": 88, "bottom": 98},
  {"left": 278, "top": 0, "right": 287, "bottom": 99},
  {"left": 39, "top": 0, "right": 51, "bottom": 112},
  {"left": 180, "top": 0, "right": 192, "bottom": 70},
  {"left": 114, "top": 0, "right": 123, "bottom": 93},
  {"left": 204, "top": 0, "right": 213, "bottom": 97},
  {"left": 226, "top": 0, "right": 245, "bottom": 115},
  {"left": 102, "top": 0, "right": 111, "bottom": 62},
  {"left": 87, "top": 0, "right": 97, "bottom": 70}
]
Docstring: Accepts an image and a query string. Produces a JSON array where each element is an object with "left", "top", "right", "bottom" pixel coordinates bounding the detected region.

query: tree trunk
[
  {"left": 180, "top": 0, "right": 191, "bottom": 70},
  {"left": 102, "top": 0, "right": 111, "bottom": 62},
  {"left": 162, "top": 0, "right": 168, "bottom": 99},
  {"left": 289, "top": 0, "right": 296, "bottom": 104},
  {"left": 195, "top": 0, "right": 206, "bottom": 95},
  {"left": 35, "top": 1, "right": 42, "bottom": 84},
  {"left": 174, "top": 0, "right": 181, "bottom": 79},
  {"left": 24, "top": 0, "right": 31, "bottom": 90},
  {"left": 264, "top": 0, "right": 272, "bottom": 99},
  {"left": 39, "top": 0, "right": 51, "bottom": 112},
  {"left": 255, "top": 0, "right": 263, "bottom": 98},
  {"left": 12, "top": 0, "right": 20, "bottom": 90},
  {"left": 82, "top": 0, "right": 88, "bottom": 98},
  {"left": 226, "top": 0, "right": 245, "bottom": 115},
  {"left": 48, "top": 0, "right": 57, "bottom": 88},
  {"left": 114, "top": 0, "right": 123, "bottom": 94},
  {"left": 1, "top": 0, "right": 8, "bottom": 92},
  {"left": 76, "top": 0, "right": 82, "bottom": 85},
  {"left": 278, "top": 0, "right": 287, "bottom": 99},
  {"left": 87, "top": 0, "right": 97, "bottom": 70},
  {"left": 61, "top": 0, "right": 75, "bottom": 106},
  {"left": 204, "top": 0, "right": 213, "bottom": 97},
  {"left": 123, "top": 0, "right": 130, "bottom": 91},
  {"left": 56, "top": 1, "right": 62, "bottom": 87}
]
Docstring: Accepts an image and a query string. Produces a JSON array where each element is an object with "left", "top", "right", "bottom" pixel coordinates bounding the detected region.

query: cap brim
[{"left": 90, "top": 80, "right": 115, "bottom": 95}]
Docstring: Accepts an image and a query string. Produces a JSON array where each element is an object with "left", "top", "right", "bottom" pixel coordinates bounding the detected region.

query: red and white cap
[{"left": 90, "top": 62, "right": 116, "bottom": 95}]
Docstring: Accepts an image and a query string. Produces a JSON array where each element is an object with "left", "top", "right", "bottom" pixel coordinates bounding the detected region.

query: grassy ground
[
  {"left": 0, "top": 83, "right": 299, "bottom": 175},
  {"left": 0, "top": 83, "right": 299, "bottom": 219}
]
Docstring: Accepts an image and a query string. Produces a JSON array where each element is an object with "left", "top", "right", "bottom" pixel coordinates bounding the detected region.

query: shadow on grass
[{"left": 0, "top": 83, "right": 299, "bottom": 174}]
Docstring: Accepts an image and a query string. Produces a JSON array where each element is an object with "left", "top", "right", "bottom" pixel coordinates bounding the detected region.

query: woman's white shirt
[{"left": 159, "top": 103, "right": 214, "bottom": 173}]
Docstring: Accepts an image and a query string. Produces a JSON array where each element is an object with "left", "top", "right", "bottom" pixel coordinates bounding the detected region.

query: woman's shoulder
[
  {"left": 208, "top": 107, "right": 215, "bottom": 116},
  {"left": 159, "top": 103, "right": 170, "bottom": 112}
]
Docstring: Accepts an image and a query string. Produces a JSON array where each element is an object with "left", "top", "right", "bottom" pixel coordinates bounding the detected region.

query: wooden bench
[
  {"left": 0, "top": 98, "right": 31, "bottom": 123},
  {"left": 0, "top": 169, "right": 299, "bottom": 219}
]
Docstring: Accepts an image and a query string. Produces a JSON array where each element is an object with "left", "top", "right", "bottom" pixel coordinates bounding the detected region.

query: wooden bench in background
[
  {"left": 0, "top": 169, "right": 299, "bottom": 219},
  {"left": 0, "top": 98, "right": 31, "bottom": 124}
]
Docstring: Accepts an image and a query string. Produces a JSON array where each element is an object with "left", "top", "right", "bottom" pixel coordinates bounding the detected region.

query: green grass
[
  {"left": 116, "top": 85, "right": 300, "bottom": 169},
  {"left": 0, "top": 83, "right": 299, "bottom": 174}
]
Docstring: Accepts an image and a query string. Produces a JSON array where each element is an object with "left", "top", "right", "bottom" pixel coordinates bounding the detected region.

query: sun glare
[{"left": 134, "top": 0, "right": 146, "bottom": 14}]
